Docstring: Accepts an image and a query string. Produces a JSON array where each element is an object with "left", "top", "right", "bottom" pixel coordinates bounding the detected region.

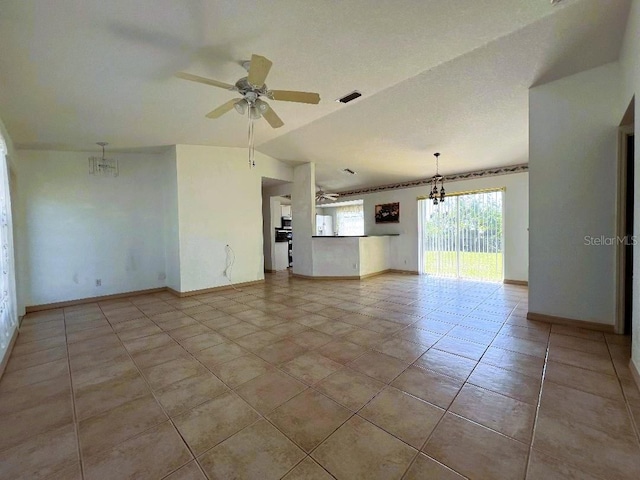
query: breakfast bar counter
[{"left": 310, "top": 235, "right": 396, "bottom": 278}]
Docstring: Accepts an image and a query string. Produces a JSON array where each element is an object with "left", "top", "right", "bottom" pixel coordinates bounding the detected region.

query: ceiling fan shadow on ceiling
[
  {"left": 175, "top": 54, "right": 321, "bottom": 167},
  {"left": 316, "top": 186, "right": 339, "bottom": 203}
]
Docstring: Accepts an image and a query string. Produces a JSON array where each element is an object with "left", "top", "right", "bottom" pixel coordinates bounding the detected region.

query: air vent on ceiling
[
  {"left": 336, "top": 91, "right": 362, "bottom": 104},
  {"left": 343, "top": 168, "right": 357, "bottom": 175}
]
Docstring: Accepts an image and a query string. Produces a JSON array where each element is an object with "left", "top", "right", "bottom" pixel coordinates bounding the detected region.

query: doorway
[
  {"left": 624, "top": 133, "right": 634, "bottom": 335},
  {"left": 418, "top": 189, "right": 504, "bottom": 282},
  {"left": 617, "top": 122, "right": 635, "bottom": 335},
  {"left": 261, "top": 178, "right": 293, "bottom": 274}
]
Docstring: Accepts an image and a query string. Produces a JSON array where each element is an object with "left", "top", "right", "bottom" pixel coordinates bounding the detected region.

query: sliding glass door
[
  {"left": 419, "top": 189, "right": 504, "bottom": 282},
  {"left": 0, "top": 134, "right": 17, "bottom": 362}
]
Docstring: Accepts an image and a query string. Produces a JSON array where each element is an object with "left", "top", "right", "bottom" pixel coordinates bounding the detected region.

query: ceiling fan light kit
[{"left": 176, "top": 54, "right": 320, "bottom": 168}]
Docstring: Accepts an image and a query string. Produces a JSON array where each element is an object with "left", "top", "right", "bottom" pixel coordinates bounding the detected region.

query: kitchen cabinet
[
  {"left": 274, "top": 242, "right": 289, "bottom": 270},
  {"left": 281, "top": 205, "right": 292, "bottom": 217}
]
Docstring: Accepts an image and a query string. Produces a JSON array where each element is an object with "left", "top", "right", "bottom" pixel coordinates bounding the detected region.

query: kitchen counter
[
  {"left": 310, "top": 235, "right": 394, "bottom": 278},
  {"left": 311, "top": 234, "right": 399, "bottom": 238}
]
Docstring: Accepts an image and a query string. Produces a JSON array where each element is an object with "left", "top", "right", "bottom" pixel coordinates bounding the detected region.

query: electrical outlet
[
  {"left": 158, "top": 273, "right": 166, "bottom": 281},
  {"left": 95, "top": 279, "right": 102, "bottom": 287}
]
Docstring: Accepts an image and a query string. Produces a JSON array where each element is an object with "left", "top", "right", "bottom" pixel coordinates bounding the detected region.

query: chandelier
[
  {"left": 89, "top": 142, "right": 118, "bottom": 177},
  {"left": 429, "top": 152, "right": 445, "bottom": 204}
]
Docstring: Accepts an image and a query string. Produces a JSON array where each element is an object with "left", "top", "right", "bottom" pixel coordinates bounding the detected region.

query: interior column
[{"left": 292, "top": 163, "right": 316, "bottom": 276}]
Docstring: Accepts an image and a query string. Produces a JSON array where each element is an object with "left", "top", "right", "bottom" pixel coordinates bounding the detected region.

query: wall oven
[{"left": 275, "top": 229, "right": 292, "bottom": 242}]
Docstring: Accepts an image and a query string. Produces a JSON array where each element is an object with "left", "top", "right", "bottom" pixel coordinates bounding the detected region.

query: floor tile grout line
[
  {"left": 86, "top": 299, "right": 198, "bottom": 479},
  {"left": 143, "top": 285, "right": 477, "bottom": 476},
  {"left": 105, "top": 291, "right": 351, "bottom": 476},
  {"left": 395, "top": 301, "right": 514, "bottom": 479},
  {"left": 398, "top": 295, "right": 532, "bottom": 480},
  {"left": 62, "top": 307, "right": 87, "bottom": 480},
  {"left": 523, "top": 335, "right": 551, "bottom": 480},
  {"left": 605, "top": 336, "right": 640, "bottom": 446}
]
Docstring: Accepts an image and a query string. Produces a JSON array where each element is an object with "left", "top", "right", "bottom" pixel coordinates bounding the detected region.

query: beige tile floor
[{"left": 1, "top": 272, "right": 640, "bottom": 479}]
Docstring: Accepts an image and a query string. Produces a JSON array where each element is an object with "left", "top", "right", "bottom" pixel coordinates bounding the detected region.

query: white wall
[
  {"left": 359, "top": 237, "right": 391, "bottom": 276},
  {"left": 529, "top": 62, "right": 623, "bottom": 325},
  {"left": 312, "top": 237, "right": 360, "bottom": 277},
  {"left": 174, "top": 145, "right": 292, "bottom": 292},
  {"left": 162, "top": 147, "right": 180, "bottom": 291},
  {"left": 292, "top": 163, "right": 316, "bottom": 276},
  {"left": 341, "top": 172, "right": 529, "bottom": 281},
  {"left": 311, "top": 236, "right": 390, "bottom": 277},
  {"left": 16, "top": 149, "right": 170, "bottom": 305},
  {"left": 620, "top": 0, "right": 640, "bottom": 371}
]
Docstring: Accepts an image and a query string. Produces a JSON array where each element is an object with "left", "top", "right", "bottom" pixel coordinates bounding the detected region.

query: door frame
[{"left": 615, "top": 124, "right": 635, "bottom": 334}]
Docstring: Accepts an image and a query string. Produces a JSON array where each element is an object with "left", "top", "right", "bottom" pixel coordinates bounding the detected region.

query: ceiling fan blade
[
  {"left": 175, "top": 72, "right": 235, "bottom": 90},
  {"left": 262, "top": 105, "right": 284, "bottom": 129},
  {"left": 270, "top": 90, "right": 320, "bottom": 104},
  {"left": 247, "top": 54, "right": 272, "bottom": 87},
  {"left": 317, "top": 194, "right": 338, "bottom": 202},
  {"left": 325, "top": 194, "right": 339, "bottom": 199},
  {"left": 205, "top": 99, "right": 240, "bottom": 119}
]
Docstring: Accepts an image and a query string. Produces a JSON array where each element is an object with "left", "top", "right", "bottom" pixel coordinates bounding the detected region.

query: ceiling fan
[
  {"left": 175, "top": 54, "right": 320, "bottom": 129},
  {"left": 176, "top": 54, "right": 320, "bottom": 168},
  {"left": 316, "top": 186, "right": 339, "bottom": 202}
]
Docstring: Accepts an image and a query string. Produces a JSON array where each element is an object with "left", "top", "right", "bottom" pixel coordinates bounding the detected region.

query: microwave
[{"left": 281, "top": 216, "right": 292, "bottom": 229}]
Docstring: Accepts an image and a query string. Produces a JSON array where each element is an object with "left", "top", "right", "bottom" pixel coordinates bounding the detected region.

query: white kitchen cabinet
[
  {"left": 274, "top": 242, "right": 289, "bottom": 270},
  {"left": 281, "top": 205, "right": 292, "bottom": 217}
]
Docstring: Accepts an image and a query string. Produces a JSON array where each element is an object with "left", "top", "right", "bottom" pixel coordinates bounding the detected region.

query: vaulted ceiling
[{"left": 0, "top": 0, "right": 631, "bottom": 189}]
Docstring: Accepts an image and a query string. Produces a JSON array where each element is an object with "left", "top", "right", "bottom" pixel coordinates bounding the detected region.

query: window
[
  {"left": 0, "top": 133, "right": 17, "bottom": 361},
  {"left": 335, "top": 204, "right": 364, "bottom": 236}
]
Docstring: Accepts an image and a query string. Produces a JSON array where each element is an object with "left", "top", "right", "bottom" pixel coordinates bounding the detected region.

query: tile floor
[{"left": 0, "top": 272, "right": 639, "bottom": 479}]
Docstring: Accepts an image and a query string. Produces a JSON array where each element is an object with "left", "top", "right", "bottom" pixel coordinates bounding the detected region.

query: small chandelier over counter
[
  {"left": 89, "top": 142, "right": 118, "bottom": 177},
  {"left": 429, "top": 152, "right": 445, "bottom": 204}
]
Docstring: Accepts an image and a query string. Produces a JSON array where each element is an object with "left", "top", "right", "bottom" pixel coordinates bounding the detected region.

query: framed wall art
[{"left": 375, "top": 202, "right": 400, "bottom": 223}]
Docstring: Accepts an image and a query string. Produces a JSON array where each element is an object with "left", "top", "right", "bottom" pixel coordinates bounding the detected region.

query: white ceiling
[{"left": 0, "top": 0, "right": 630, "bottom": 190}]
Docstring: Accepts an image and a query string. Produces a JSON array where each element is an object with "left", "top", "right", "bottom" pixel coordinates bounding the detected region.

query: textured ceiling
[{"left": 0, "top": 0, "right": 631, "bottom": 189}]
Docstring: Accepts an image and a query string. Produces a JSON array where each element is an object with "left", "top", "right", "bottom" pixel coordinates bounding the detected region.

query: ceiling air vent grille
[{"left": 336, "top": 91, "right": 362, "bottom": 103}]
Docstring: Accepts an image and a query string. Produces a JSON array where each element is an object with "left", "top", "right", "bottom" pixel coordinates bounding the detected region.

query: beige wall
[
  {"left": 174, "top": 145, "right": 292, "bottom": 292},
  {"left": 529, "top": 62, "right": 623, "bottom": 326},
  {"left": 620, "top": 0, "right": 640, "bottom": 373},
  {"left": 16, "top": 149, "right": 171, "bottom": 305}
]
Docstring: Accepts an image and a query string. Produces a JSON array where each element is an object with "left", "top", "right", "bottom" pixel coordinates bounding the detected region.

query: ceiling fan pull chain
[{"left": 247, "top": 108, "right": 256, "bottom": 168}]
